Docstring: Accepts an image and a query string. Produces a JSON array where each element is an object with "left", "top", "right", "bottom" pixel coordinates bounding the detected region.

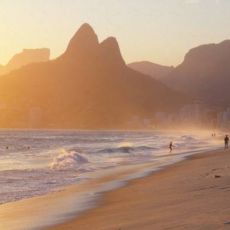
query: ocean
[{"left": 0, "top": 129, "right": 222, "bottom": 206}]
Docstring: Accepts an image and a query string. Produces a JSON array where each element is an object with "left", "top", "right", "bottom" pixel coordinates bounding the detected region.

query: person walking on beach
[
  {"left": 169, "top": 141, "right": 174, "bottom": 153},
  {"left": 224, "top": 135, "right": 229, "bottom": 149}
]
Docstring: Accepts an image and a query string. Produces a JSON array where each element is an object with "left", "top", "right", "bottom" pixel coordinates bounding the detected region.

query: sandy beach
[
  {"left": 47, "top": 149, "right": 230, "bottom": 230},
  {"left": 1, "top": 1, "right": 230, "bottom": 230},
  {"left": 0, "top": 148, "right": 229, "bottom": 230}
]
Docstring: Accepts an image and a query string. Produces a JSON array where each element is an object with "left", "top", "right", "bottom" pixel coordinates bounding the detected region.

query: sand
[
  {"left": 47, "top": 149, "right": 230, "bottom": 230},
  {"left": 0, "top": 149, "right": 229, "bottom": 230}
]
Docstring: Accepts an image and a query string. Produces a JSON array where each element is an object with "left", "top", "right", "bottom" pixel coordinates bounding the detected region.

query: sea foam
[{"left": 50, "top": 149, "right": 89, "bottom": 170}]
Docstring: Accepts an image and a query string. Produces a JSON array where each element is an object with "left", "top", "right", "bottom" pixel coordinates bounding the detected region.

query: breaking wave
[
  {"left": 97, "top": 142, "right": 155, "bottom": 154},
  {"left": 50, "top": 149, "right": 89, "bottom": 170}
]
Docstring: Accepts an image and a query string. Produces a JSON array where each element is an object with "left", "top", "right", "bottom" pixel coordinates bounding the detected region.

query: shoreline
[
  {"left": 0, "top": 155, "right": 186, "bottom": 230},
  {"left": 46, "top": 148, "right": 230, "bottom": 230},
  {"left": 0, "top": 146, "right": 226, "bottom": 230}
]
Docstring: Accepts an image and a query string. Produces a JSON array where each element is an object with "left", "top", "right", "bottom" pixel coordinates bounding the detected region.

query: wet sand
[
  {"left": 0, "top": 161, "right": 171, "bottom": 230},
  {"left": 47, "top": 149, "right": 230, "bottom": 230}
]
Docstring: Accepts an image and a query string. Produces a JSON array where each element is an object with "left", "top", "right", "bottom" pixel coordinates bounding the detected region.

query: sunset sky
[{"left": 0, "top": 0, "right": 230, "bottom": 66}]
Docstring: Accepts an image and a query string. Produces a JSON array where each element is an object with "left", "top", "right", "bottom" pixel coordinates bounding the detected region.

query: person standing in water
[
  {"left": 224, "top": 135, "right": 229, "bottom": 149},
  {"left": 169, "top": 141, "right": 174, "bottom": 153}
]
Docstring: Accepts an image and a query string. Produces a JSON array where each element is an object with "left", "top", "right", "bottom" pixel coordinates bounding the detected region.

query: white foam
[
  {"left": 50, "top": 149, "right": 89, "bottom": 170},
  {"left": 0, "top": 130, "right": 223, "bottom": 206}
]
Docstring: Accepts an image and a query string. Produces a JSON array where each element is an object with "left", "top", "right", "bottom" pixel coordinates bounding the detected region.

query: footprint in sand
[{"left": 214, "top": 175, "right": 221, "bottom": 178}]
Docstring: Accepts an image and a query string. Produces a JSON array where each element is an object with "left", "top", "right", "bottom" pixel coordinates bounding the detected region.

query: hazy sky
[{"left": 0, "top": 0, "right": 230, "bottom": 66}]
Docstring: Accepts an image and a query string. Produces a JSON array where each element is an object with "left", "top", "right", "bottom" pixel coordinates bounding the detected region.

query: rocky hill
[{"left": 0, "top": 24, "right": 188, "bottom": 129}]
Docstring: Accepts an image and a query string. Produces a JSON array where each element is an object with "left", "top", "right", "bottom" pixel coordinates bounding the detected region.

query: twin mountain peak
[
  {"left": 0, "top": 23, "right": 187, "bottom": 129},
  {"left": 61, "top": 23, "right": 125, "bottom": 66}
]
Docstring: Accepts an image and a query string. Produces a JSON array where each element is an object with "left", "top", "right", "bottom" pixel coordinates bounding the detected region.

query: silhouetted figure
[
  {"left": 169, "top": 141, "right": 174, "bottom": 152},
  {"left": 6, "top": 146, "right": 9, "bottom": 150},
  {"left": 224, "top": 135, "right": 229, "bottom": 149}
]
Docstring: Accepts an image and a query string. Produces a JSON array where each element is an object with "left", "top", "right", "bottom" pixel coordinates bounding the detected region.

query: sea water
[{"left": 0, "top": 129, "right": 222, "bottom": 205}]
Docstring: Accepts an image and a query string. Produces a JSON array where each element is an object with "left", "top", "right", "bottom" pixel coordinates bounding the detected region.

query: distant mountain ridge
[
  {"left": 128, "top": 61, "right": 174, "bottom": 80},
  {"left": 0, "top": 23, "right": 187, "bottom": 129},
  {"left": 163, "top": 40, "right": 230, "bottom": 107},
  {"left": 0, "top": 48, "right": 50, "bottom": 75}
]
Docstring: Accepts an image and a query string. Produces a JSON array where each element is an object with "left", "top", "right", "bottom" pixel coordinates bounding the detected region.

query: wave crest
[{"left": 50, "top": 149, "right": 89, "bottom": 170}]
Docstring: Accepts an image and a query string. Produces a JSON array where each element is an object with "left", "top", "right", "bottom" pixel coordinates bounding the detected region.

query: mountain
[
  {"left": 163, "top": 40, "right": 230, "bottom": 107},
  {"left": 0, "top": 48, "right": 50, "bottom": 75},
  {"left": 0, "top": 23, "right": 188, "bottom": 129},
  {"left": 128, "top": 61, "right": 174, "bottom": 80}
]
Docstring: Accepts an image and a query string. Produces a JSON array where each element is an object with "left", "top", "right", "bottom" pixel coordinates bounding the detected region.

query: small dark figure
[
  {"left": 6, "top": 146, "right": 9, "bottom": 150},
  {"left": 224, "top": 135, "right": 229, "bottom": 149},
  {"left": 169, "top": 141, "right": 174, "bottom": 152}
]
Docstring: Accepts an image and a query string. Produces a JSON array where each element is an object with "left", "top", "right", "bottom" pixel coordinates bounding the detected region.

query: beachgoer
[
  {"left": 224, "top": 135, "right": 229, "bottom": 149},
  {"left": 169, "top": 141, "right": 174, "bottom": 152}
]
